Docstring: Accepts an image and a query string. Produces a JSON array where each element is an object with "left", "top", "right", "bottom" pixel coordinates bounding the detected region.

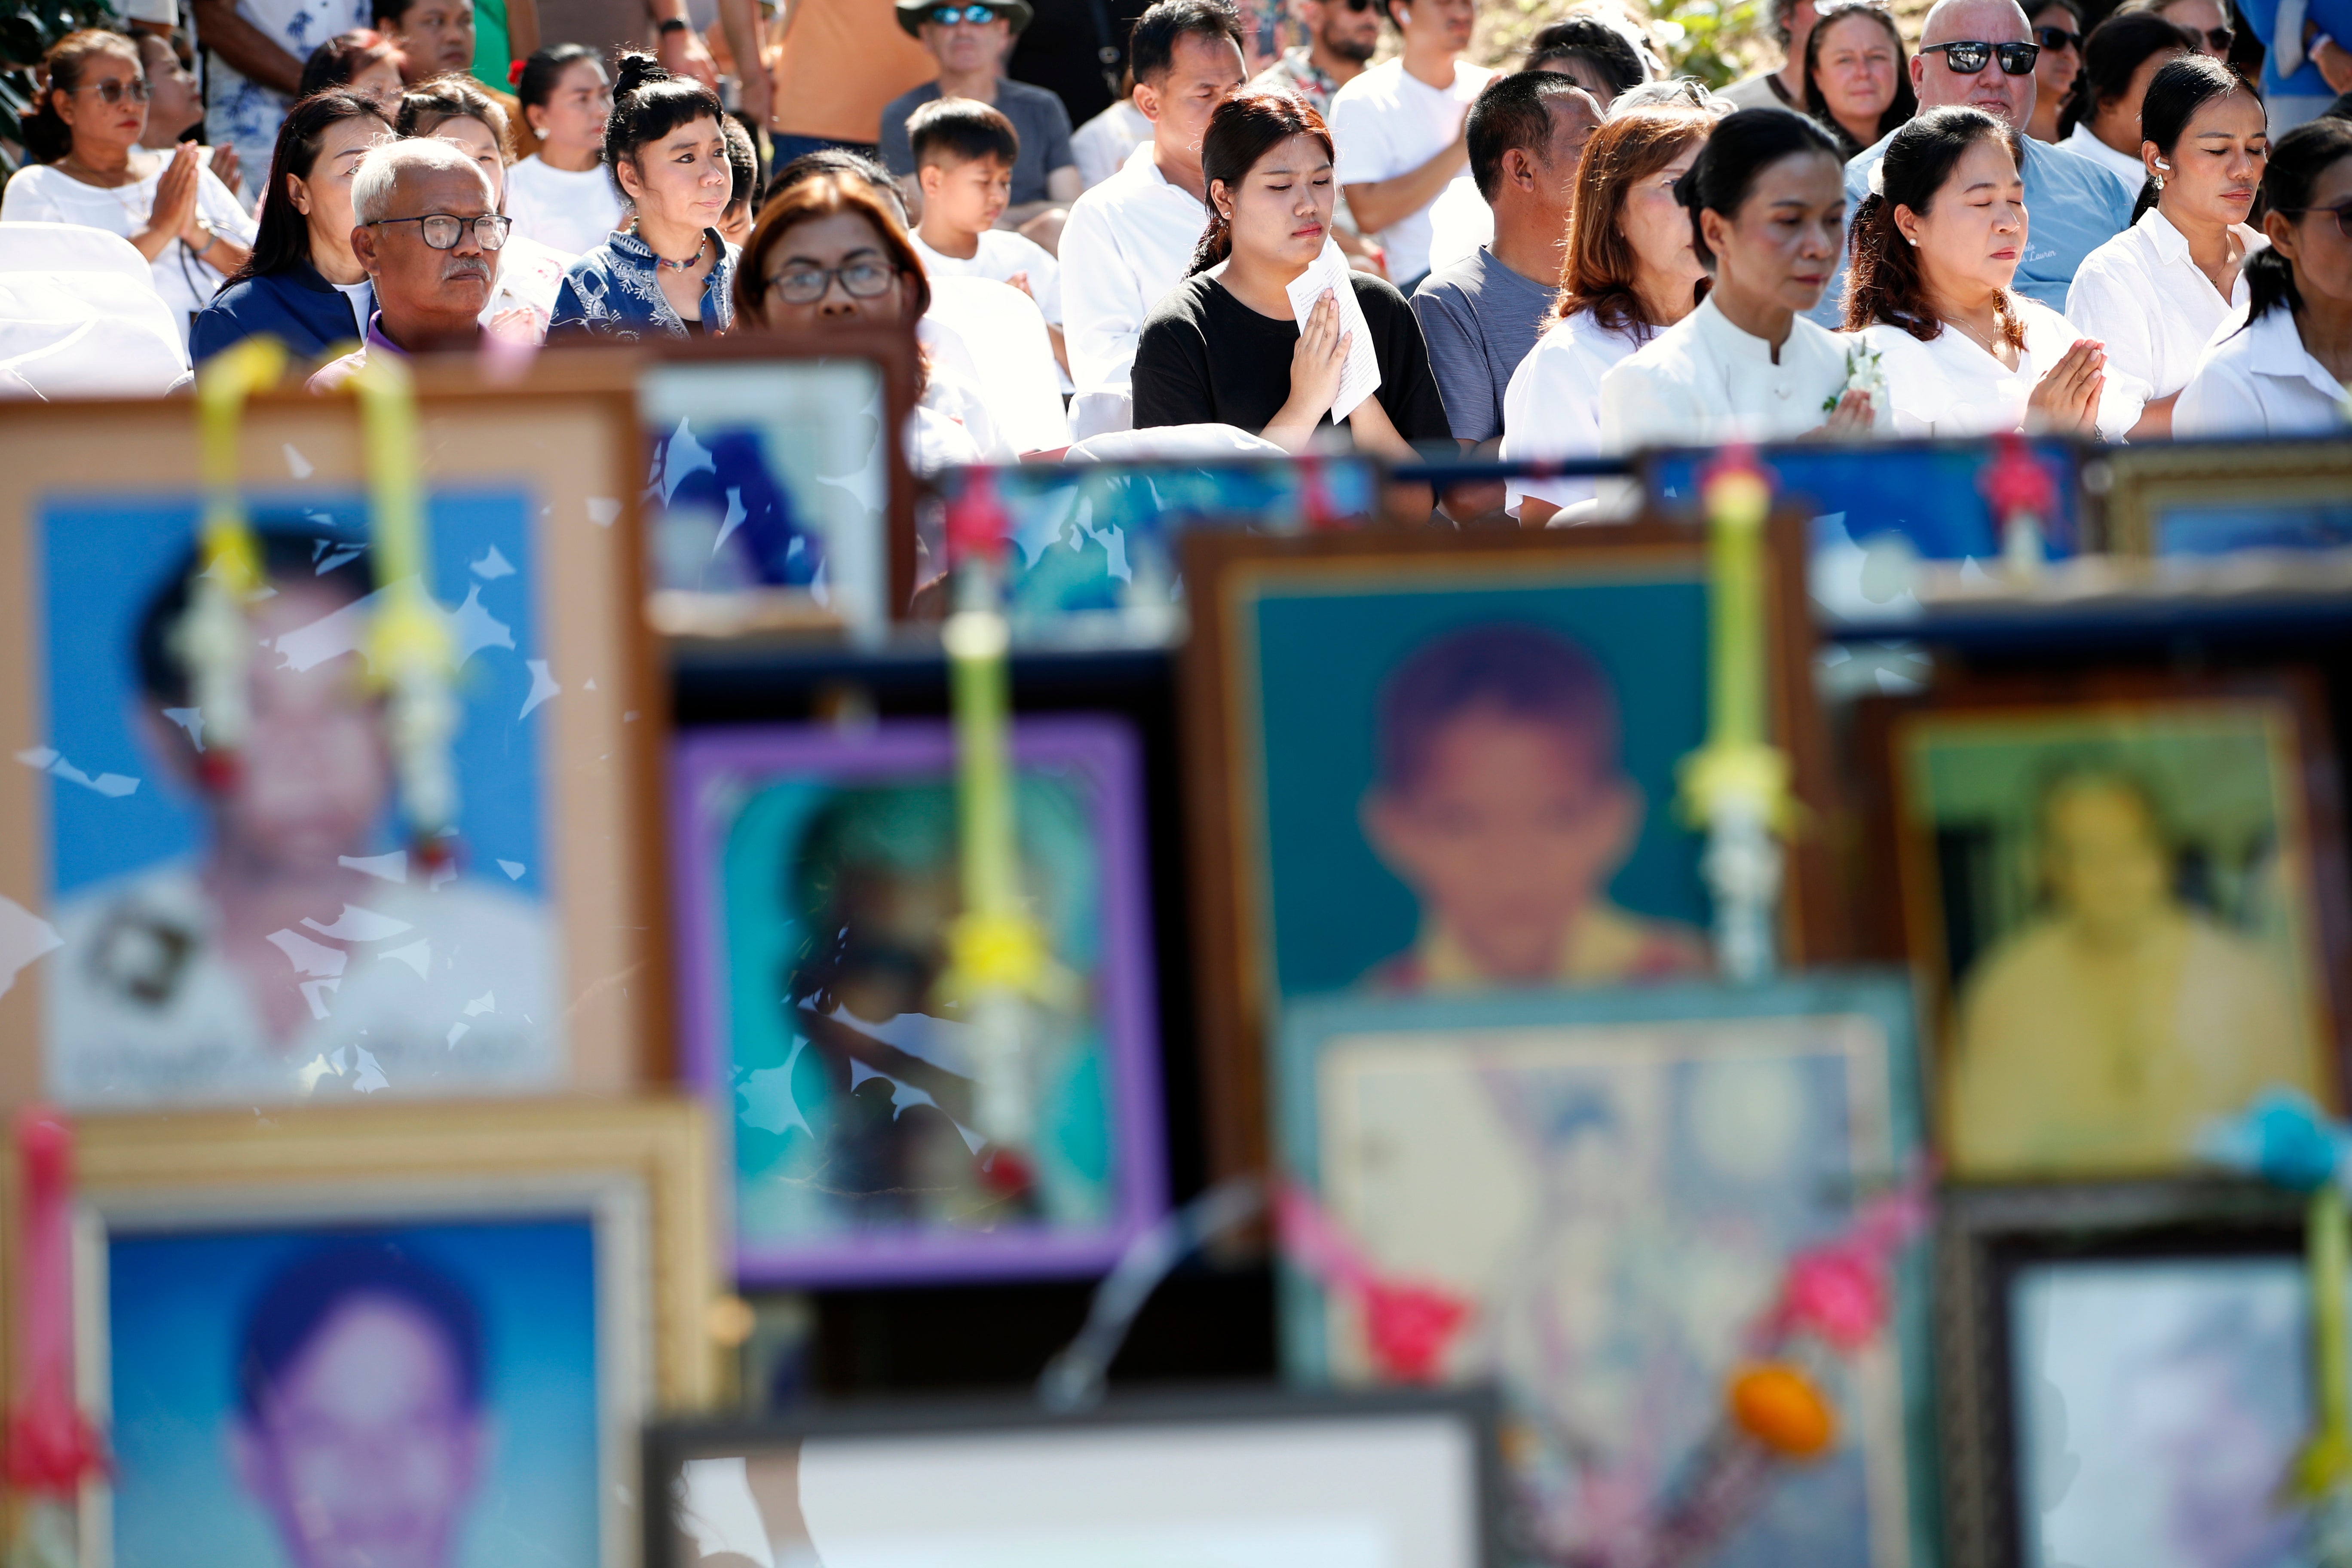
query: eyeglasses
[
  {"left": 923, "top": 4, "right": 1000, "bottom": 23},
  {"left": 1333, "top": 0, "right": 1376, "bottom": 11},
  {"left": 368, "top": 212, "right": 512, "bottom": 250},
  {"left": 74, "top": 77, "right": 152, "bottom": 104},
  {"left": 2033, "top": 24, "right": 2082, "bottom": 51},
  {"left": 2278, "top": 201, "right": 2352, "bottom": 236},
  {"left": 2197, "top": 24, "right": 2235, "bottom": 49},
  {"left": 764, "top": 259, "right": 900, "bottom": 303},
  {"left": 1920, "top": 39, "right": 2040, "bottom": 74}
]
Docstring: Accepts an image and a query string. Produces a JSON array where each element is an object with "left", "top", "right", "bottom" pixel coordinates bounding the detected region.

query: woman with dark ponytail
[
  {"left": 1600, "top": 106, "right": 1886, "bottom": 453},
  {"left": 2176, "top": 117, "right": 2352, "bottom": 435},
  {"left": 1129, "top": 89, "right": 1449, "bottom": 453},
  {"left": 2058, "top": 12, "right": 2196, "bottom": 190},
  {"left": 505, "top": 44, "right": 622, "bottom": 257},
  {"left": 1846, "top": 106, "right": 2142, "bottom": 437},
  {"left": 547, "top": 51, "right": 736, "bottom": 341},
  {"left": 2066, "top": 55, "right": 2264, "bottom": 435}
]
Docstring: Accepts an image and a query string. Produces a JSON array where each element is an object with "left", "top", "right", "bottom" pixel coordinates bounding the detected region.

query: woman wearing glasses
[
  {"left": 1847, "top": 107, "right": 2145, "bottom": 437},
  {"left": 2, "top": 29, "right": 256, "bottom": 350},
  {"left": 2067, "top": 55, "right": 2265, "bottom": 435},
  {"left": 548, "top": 52, "right": 737, "bottom": 340},
  {"left": 2057, "top": 12, "right": 2197, "bottom": 190},
  {"left": 2176, "top": 118, "right": 2352, "bottom": 434},
  {"left": 2025, "top": 0, "right": 2084, "bottom": 141}
]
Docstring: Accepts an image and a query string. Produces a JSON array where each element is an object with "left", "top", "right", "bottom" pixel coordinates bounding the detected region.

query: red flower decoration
[
  {"left": 1776, "top": 1247, "right": 1886, "bottom": 1352},
  {"left": 943, "top": 469, "right": 1009, "bottom": 567},
  {"left": 508, "top": 58, "right": 527, "bottom": 86},
  {"left": 1360, "top": 1278, "right": 1473, "bottom": 1384},
  {"left": 1978, "top": 432, "right": 2056, "bottom": 524}
]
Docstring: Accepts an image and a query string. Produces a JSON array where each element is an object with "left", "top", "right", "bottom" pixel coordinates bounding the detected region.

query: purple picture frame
[{"left": 670, "top": 718, "right": 1168, "bottom": 1287}]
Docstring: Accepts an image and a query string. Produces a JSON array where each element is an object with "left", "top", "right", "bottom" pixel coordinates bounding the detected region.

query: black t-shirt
[
  {"left": 1007, "top": 0, "right": 1152, "bottom": 132},
  {"left": 1132, "top": 270, "right": 1455, "bottom": 444}
]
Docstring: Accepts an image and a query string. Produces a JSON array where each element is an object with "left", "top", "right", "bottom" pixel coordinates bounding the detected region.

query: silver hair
[
  {"left": 1607, "top": 77, "right": 1729, "bottom": 117},
  {"left": 350, "top": 136, "right": 493, "bottom": 224}
]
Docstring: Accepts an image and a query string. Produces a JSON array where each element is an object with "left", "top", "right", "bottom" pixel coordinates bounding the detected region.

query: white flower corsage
[{"left": 1822, "top": 340, "right": 1886, "bottom": 414}]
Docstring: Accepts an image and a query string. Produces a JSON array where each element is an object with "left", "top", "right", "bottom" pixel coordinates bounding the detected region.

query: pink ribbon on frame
[
  {"left": 4, "top": 1108, "right": 105, "bottom": 1496},
  {"left": 1275, "top": 1182, "right": 1474, "bottom": 1384}
]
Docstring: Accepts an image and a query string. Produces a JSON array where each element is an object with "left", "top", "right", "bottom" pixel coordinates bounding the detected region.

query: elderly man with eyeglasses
[
  {"left": 309, "top": 138, "right": 504, "bottom": 392},
  {"left": 1808, "top": 0, "right": 2135, "bottom": 323},
  {"left": 879, "top": 0, "right": 1084, "bottom": 250}
]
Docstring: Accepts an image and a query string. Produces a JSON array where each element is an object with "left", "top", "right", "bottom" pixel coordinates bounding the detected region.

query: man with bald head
[
  {"left": 1807, "top": 0, "right": 2133, "bottom": 324},
  {"left": 309, "top": 138, "right": 505, "bottom": 391}
]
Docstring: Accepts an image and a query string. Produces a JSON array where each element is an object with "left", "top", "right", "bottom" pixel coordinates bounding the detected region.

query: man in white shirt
[
  {"left": 1057, "top": 0, "right": 1246, "bottom": 435},
  {"left": 1327, "top": 0, "right": 1494, "bottom": 290}
]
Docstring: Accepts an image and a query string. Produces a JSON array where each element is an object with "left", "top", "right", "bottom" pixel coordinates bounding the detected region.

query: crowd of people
[{"left": 7, "top": 0, "right": 2352, "bottom": 502}]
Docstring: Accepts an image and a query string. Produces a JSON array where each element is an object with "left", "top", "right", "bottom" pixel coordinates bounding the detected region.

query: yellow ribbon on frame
[
  {"left": 178, "top": 338, "right": 290, "bottom": 769},
  {"left": 2298, "top": 1184, "right": 2352, "bottom": 1498},
  {"left": 1677, "top": 459, "right": 1794, "bottom": 834}
]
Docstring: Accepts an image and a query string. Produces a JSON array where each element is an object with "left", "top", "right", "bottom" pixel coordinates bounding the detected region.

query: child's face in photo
[
  {"left": 1364, "top": 707, "right": 1640, "bottom": 980},
  {"left": 926, "top": 154, "right": 1011, "bottom": 234}
]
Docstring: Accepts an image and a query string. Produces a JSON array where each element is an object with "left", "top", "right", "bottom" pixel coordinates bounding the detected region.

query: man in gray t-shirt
[
  {"left": 1411, "top": 70, "right": 1599, "bottom": 449},
  {"left": 880, "top": 0, "right": 1082, "bottom": 245}
]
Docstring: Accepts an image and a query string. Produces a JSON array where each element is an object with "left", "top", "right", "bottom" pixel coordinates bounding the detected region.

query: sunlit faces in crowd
[
  {"left": 1136, "top": 27, "right": 1252, "bottom": 164},
  {"left": 1804, "top": 0, "right": 1914, "bottom": 153},
  {"left": 614, "top": 112, "right": 732, "bottom": 236},
  {"left": 521, "top": 49, "right": 611, "bottom": 160},
  {"left": 381, "top": 0, "right": 475, "bottom": 81},
  {"left": 2026, "top": 0, "right": 2082, "bottom": 141},
  {"left": 350, "top": 142, "right": 503, "bottom": 342}
]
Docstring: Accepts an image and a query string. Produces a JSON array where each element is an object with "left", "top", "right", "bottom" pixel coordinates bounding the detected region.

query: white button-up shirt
[
  {"left": 1860, "top": 294, "right": 2148, "bottom": 441},
  {"left": 2063, "top": 120, "right": 2153, "bottom": 195},
  {"left": 1600, "top": 294, "right": 1890, "bottom": 452},
  {"left": 2068, "top": 207, "right": 2263, "bottom": 400},
  {"left": 2175, "top": 304, "right": 2349, "bottom": 437},
  {"left": 1057, "top": 140, "right": 1210, "bottom": 404},
  {"left": 1501, "top": 306, "right": 1653, "bottom": 512}
]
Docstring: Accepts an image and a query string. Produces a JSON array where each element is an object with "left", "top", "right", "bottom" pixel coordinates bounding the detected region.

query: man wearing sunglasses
[
  {"left": 1807, "top": 0, "right": 2134, "bottom": 324},
  {"left": 1255, "top": 0, "right": 1382, "bottom": 115},
  {"left": 881, "top": 0, "right": 1084, "bottom": 250},
  {"left": 309, "top": 140, "right": 502, "bottom": 392}
]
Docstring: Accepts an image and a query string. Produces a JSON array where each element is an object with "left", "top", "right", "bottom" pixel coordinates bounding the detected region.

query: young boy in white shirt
[{"left": 907, "top": 96, "right": 1069, "bottom": 378}]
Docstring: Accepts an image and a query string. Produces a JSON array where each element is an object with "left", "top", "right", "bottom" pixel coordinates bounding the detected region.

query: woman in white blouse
[
  {"left": 2176, "top": 118, "right": 2352, "bottom": 436},
  {"left": 2056, "top": 12, "right": 2193, "bottom": 193},
  {"left": 1600, "top": 107, "right": 1887, "bottom": 455},
  {"left": 0, "top": 29, "right": 255, "bottom": 350},
  {"left": 1501, "top": 106, "right": 1714, "bottom": 524},
  {"left": 2067, "top": 55, "right": 2265, "bottom": 436},
  {"left": 1847, "top": 107, "right": 2144, "bottom": 438}
]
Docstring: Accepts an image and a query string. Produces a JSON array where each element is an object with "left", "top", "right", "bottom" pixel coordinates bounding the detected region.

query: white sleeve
[
  {"left": 2172, "top": 352, "right": 2265, "bottom": 438},
  {"left": 1500, "top": 331, "right": 1604, "bottom": 507},
  {"left": 1057, "top": 195, "right": 1143, "bottom": 397},
  {"left": 1864, "top": 329, "right": 1952, "bottom": 437},
  {"left": 1597, "top": 349, "right": 1700, "bottom": 455},
  {"left": 0, "top": 168, "right": 65, "bottom": 224},
  {"left": 1327, "top": 88, "right": 1395, "bottom": 185},
  {"left": 2065, "top": 251, "right": 2158, "bottom": 395},
  {"left": 1026, "top": 239, "right": 1063, "bottom": 325}
]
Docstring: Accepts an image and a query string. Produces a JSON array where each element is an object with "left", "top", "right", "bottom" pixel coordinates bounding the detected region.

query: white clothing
[
  {"left": 331, "top": 278, "right": 373, "bottom": 339},
  {"left": 921, "top": 278, "right": 1071, "bottom": 453},
  {"left": 0, "top": 160, "right": 257, "bottom": 349},
  {"left": 915, "top": 315, "right": 1016, "bottom": 462},
  {"left": 1600, "top": 294, "right": 1891, "bottom": 452},
  {"left": 1057, "top": 139, "right": 1208, "bottom": 402},
  {"left": 505, "top": 156, "right": 627, "bottom": 260},
  {"left": 2067, "top": 207, "right": 2263, "bottom": 401},
  {"left": 201, "top": 0, "right": 369, "bottom": 178},
  {"left": 1500, "top": 307, "right": 1651, "bottom": 513},
  {"left": 1072, "top": 100, "right": 1151, "bottom": 190},
  {"left": 911, "top": 227, "right": 1062, "bottom": 325},
  {"left": 482, "top": 232, "right": 574, "bottom": 344},
  {"left": 1422, "top": 174, "right": 1494, "bottom": 279},
  {"left": 907, "top": 401, "right": 987, "bottom": 472},
  {"left": 2175, "top": 305, "right": 2349, "bottom": 438},
  {"left": 2062, "top": 121, "right": 2152, "bottom": 195},
  {"left": 47, "top": 861, "right": 560, "bottom": 1109},
  {"left": 1860, "top": 296, "right": 2147, "bottom": 441},
  {"left": 0, "top": 222, "right": 191, "bottom": 398},
  {"left": 1327, "top": 56, "right": 1497, "bottom": 284}
]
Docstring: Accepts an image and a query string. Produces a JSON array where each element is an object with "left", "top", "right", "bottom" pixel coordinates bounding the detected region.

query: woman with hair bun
[
  {"left": 2065, "top": 55, "right": 2265, "bottom": 436},
  {"left": 505, "top": 43, "right": 622, "bottom": 257},
  {"left": 2058, "top": 12, "right": 2196, "bottom": 190},
  {"left": 546, "top": 51, "right": 735, "bottom": 341},
  {"left": 1130, "top": 89, "right": 1449, "bottom": 453},
  {"left": 2176, "top": 118, "right": 2352, "bottom": 436},
  {"left": 1599, "top": 106, "right": 1886, "bottom": 453},
  {"left": 1847, "top": 105, "right": 2143, "bottom": 437}
]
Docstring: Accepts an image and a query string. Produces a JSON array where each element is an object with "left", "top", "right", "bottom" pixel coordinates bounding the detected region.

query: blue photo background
[
  {"left": 107, "top": 1217, "right": 600, "bottom": 1568},
  {"left": 40, "top": 488, "right": 545, "bottom": 900},
  {"left": 1251, "top": 575, "right": 1711, "bottom": 998}
]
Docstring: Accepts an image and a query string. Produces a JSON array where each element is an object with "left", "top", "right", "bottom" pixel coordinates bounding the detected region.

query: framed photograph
[
  {"left": 1862, "top": 673, "right": 2352, "bottom": 1179},
  {"left": 54, "top": 1097, "right": 717, "bottom": 1568},
  {"left": 636, "top": 332, "right": 920, "bottom": 639},
  {"left": 1935, "top": 1180, "right": 2312, "bottom": 1568},
  {"left": 1181, "top": 522, "right": 1841, "bottom": 1177},
  {"left": 643, "top": 1386, "right": 1505, "bottom": 1568},
  {"left": 669, "top": 717, "right": 1166, "bottom": 1286},
  {"left": 0, "top": 364, "right": 668, "bottom": 1112},
  {"left": 1273, "top": 975, "right": 1934, "bottom": 1568},
  {"left": 924, "top": 458, "right": 1380, "bottom": 648},
  {"left": 2099, "top": 438, "right": 2352, "bottom": 582}
]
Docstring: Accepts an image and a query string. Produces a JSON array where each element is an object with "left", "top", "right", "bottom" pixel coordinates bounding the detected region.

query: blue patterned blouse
[{"left": 546, "top": 226, "right": 738, "bottom": 342}]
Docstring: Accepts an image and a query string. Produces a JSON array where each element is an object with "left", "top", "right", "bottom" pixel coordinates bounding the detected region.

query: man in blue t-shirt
[{"left": 1809, "top": 0, "right": 2132, "bottom": 327}]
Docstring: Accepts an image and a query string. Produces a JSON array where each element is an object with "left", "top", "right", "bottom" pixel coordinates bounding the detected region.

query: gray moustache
[{"left": 443, "top": 258, "right": 492, "bottom": 282}]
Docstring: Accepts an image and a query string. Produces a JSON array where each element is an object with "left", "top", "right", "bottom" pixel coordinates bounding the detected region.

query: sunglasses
[
  {"left": 2196, "top": 24, "right": 2235, "bottom": 49},
  {"left": 2279, "top": 200, "right": 2352, "bottom": 236},
  {"left": 1330, "top": 0, "right": 1376, "bottom": 11},
  {"left": 923, "top": 4, "right": 1001, "bottom": 23},
  {"left": 73, "top": 77, "right": 152, "bottom": 104},
  {"left": 2034, "top": 24, "right": 2082, "bottom": 51},
  {"left": 1920, "top": 38, "right": 2041, "bottom": 74},
  {"left": 368, "top": 213, "right": 512, "bottom": 251}
]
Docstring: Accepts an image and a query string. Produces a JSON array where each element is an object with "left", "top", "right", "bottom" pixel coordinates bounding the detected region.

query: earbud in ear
[{"left": 2155, "top": 158, "right": 2171, "bottom": 169}]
